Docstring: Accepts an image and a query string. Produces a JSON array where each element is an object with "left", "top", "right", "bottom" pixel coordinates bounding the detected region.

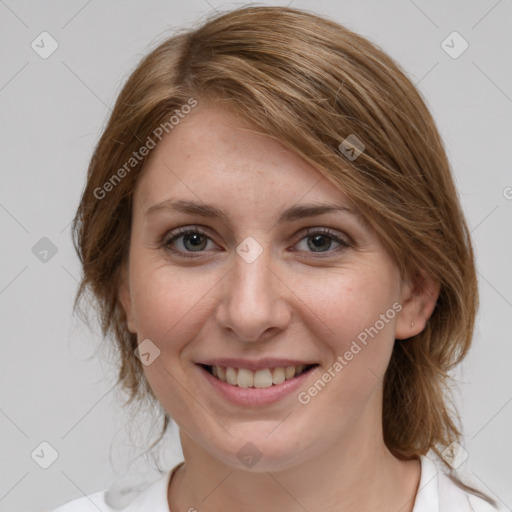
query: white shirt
[{"left": 51, "top": 455, "right": 508, "bottom": 511}]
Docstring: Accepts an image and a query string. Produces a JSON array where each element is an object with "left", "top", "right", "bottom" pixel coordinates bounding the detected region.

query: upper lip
[{"left": 197, "top": 358, "right": 318, "bottom": 372}]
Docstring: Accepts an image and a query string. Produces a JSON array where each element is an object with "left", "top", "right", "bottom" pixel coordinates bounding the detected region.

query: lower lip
[{"left": 196, "top": 364, "right": 319, "bottom": 406}]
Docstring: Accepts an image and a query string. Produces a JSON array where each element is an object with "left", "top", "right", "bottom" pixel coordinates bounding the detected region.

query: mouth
[{"left": 199, "top": 363, "right": 319, "bottom": 389}]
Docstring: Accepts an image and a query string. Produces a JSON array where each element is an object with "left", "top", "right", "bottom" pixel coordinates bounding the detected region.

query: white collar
[
  {"left": 413, "top": 455, "right": 440, "bottom": 511},
  {"left": 110, "top": 455, "right": 503, "bottom": 512}
]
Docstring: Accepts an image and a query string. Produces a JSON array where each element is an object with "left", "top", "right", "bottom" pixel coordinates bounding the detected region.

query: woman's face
[{"left": 120, "top": 103, "right": 419, "bottom": 471}]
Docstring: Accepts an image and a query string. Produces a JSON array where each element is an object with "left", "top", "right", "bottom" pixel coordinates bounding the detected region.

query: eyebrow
[{"left": 144, "top": 199, "right": 360, "bottom": 225}]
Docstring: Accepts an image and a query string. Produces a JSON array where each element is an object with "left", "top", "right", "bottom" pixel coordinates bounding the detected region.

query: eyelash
[{"left": 161, "top": 226, "right": 351, "bottom": 259}]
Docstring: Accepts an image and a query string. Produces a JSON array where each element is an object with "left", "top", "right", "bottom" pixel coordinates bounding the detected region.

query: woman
[{"left": 52, "top": 5, "right": 506, "bottom": 511}]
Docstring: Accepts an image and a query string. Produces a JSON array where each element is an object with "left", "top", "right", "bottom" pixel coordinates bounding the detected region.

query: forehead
[{"left": 135, "top": 104, "right": 356, "bottom": 213}]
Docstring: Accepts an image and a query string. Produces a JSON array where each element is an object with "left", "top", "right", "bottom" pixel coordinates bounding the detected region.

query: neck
[{"left": 168, "top": 426, "right": 421, "bottom": 512}]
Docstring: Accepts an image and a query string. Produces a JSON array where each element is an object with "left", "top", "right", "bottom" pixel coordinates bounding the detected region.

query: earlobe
[
  {"left": 395, "top": 271, "right": 440, "bottom": 340},
  {"left": 118, "top": 265, "right": 137, "bottom": 334}
]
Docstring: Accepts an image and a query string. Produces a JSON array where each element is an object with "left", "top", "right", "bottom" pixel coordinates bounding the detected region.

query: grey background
[{"left": 1, "top": 0, "right": 511, "bottom": 510}]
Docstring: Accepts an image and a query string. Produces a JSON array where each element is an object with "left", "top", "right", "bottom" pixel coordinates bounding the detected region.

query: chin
[{"left": 204, "top": 430, "right": 317, "bottom": 473}]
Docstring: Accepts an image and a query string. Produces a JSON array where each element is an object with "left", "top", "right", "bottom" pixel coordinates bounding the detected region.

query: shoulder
[
  {"left": 49, "top": 466, "right": 177, "bottom": 512},
  {"left": 414, "top": 455, "right": 508, "bottom": 512},
  {"left": 437, "top": 470, "right": 508, "bottom": 512}
]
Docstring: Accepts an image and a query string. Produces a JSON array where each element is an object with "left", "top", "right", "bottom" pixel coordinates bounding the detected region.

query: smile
[{"left": 202, "top": 363, "right": 318, "bottom": 388}]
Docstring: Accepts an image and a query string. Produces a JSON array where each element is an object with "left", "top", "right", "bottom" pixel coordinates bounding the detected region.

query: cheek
[
  {"left": 308, "top": 267, "right": 397, "bottom": 331},
  {"left": 129, "top": 261, "right": 216, "bottom": 346},
  {"left": 302, "top": 268, "right": 399, "bottom": 373},
  {"left": 129, "top": 264, "right": 213, "bottom": 405}
]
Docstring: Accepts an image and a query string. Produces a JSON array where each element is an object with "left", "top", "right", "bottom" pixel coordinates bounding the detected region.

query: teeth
[
  {"left": 254, "top": 369, "right": 273, "bottom": 388},
  {"left": 209, "top": 364, "right": 312, "bottom": 388},
  {"left": 271, "top": 367, "right": 285, "bottom": 385},
  {"left": 226, "top": 366, "right": 237, "bottom": 385},
  {"left": 237, "top": 368, "right": 253, "bottom": 388},
  {"left": 217, "top": 366, "right": 226, "bottom": 381},
  {"left": 285, "top": 366, "right": 296, "bottom": 379}
]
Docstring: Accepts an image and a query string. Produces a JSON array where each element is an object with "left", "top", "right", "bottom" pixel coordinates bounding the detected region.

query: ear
[
  {"left": 395, "top": 269, "right": 440, "bottom": 340},
  {"left": 118, "top": 263, "right": 137, "bottom": 334}
]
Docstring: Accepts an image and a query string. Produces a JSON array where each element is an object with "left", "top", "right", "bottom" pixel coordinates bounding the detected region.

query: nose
[{"left": 215, "top": 245, "right": 291, "bottom": 343}]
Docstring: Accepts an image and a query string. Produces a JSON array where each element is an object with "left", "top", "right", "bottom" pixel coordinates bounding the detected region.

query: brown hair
[{"left": 73, "top": 5, "right": 495, "bottom": 505}]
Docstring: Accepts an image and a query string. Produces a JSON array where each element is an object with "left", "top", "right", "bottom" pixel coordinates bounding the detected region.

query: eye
[
  {"left": 161, "top": 226, "right": 351, "bottom": 259},
  {"left": 294, "top": 228, "right": 351, "bottom": 255},
  {"left": 162, "top": 227, "right": 216, "bottom": 258}
]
